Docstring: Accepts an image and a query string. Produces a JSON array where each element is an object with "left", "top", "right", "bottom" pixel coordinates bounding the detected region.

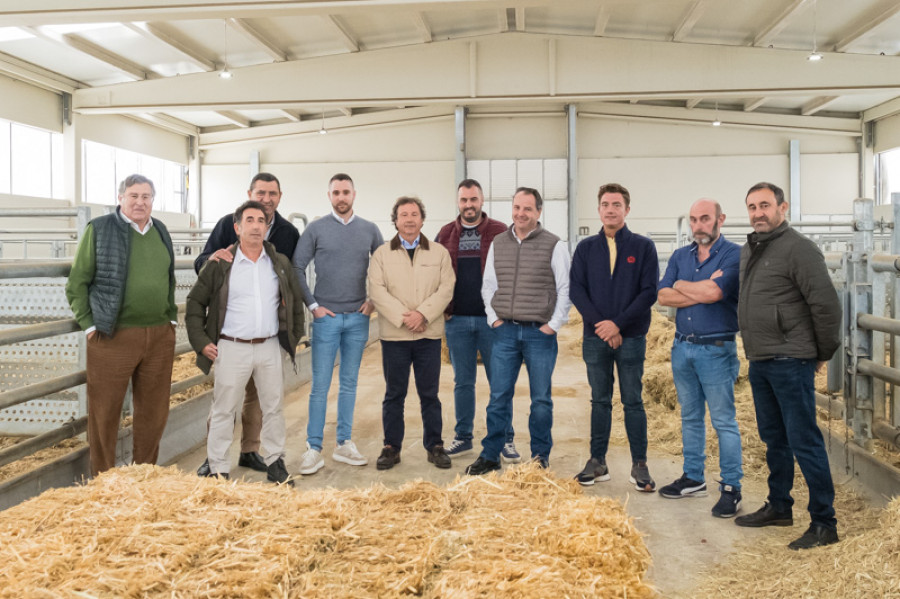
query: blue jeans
[
  {"left": 306, "top": 312, "right": 370, "bottom": 451},
  {"left": 748, "top": 358, "right": 837, "bottom": 528},
  {"left": 380, "top": 339, "right": 443, "bottom": 451},
  {"left": 583, "top": 335, "right": 648, "bottom": 462},
  {"left": 444, "top": 315, "right": 513, "bottom": 443},
  {"left": 671, "top": 339, "right": 743, "bottom": 489},
  {"left": 480, "top": 322, "right": 557, "bottom": 461}
]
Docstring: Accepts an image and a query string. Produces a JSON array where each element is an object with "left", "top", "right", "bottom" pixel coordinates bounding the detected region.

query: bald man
[{"left": 657, "top": 199, "right": 743, "bottom": 518}]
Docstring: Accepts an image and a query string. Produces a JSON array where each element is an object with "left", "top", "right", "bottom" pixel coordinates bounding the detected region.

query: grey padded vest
[{"left": 491, "top": 225, "right": 560, "bottom": 323}]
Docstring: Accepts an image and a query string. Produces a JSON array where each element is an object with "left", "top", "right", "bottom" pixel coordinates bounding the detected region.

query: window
[
  {"left": 82, "top": 140, "right": 187, "bottom": 213},
  {"left": 0, "top": 118, "right": 64, "bottom": 199},
  {"left": 877, "top": 148, "right": 900, "bottom": 205}
]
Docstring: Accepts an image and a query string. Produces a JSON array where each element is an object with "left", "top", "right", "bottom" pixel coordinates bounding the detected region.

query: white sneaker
[
  {"left": 298, "top": 445, "right": 325, "bottom": 475},
  {"left": 332, "top": 440, "right": 368, "bottom": 466}
]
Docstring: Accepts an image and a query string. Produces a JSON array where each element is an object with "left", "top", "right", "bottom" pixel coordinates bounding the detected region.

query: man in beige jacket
[{"left": 368, "top": 196, "right": 456, "bottom": 470}]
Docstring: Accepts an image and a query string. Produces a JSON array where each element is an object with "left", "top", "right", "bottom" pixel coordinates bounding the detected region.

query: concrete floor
[{"left": 172, "top": 335, "right": 760, "bottom": 597}]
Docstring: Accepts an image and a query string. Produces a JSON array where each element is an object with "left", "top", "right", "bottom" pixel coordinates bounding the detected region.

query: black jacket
[
  {"left": 738, "top": 221, "right": 841, "bottom": 361},
  {"left": 194, "top": 210, "right": 299, "bottom": 274}
]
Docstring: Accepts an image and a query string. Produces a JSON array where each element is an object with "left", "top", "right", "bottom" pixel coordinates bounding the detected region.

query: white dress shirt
[{"left": 220, "top": 246, "right": 280, "bottom": 339}]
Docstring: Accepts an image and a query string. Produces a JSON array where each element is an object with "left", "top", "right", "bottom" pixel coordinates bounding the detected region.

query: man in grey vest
[{"left": 465, "top": 187, "right": 571, "bottom": 475}]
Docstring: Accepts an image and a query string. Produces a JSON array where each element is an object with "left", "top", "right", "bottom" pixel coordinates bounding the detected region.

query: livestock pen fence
[{"left": 1, "top": 201, "right": 900, "bottom": 507}]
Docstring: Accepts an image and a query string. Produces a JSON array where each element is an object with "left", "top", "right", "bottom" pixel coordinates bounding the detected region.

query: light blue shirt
[{"left": 400, "top": 235, "right": 421, "bottom": 250}]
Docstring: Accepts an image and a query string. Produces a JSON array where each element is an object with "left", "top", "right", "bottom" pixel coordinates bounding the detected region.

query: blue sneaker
[
  {"left": 500, "top": 441, "right": 521, "bottom": 463},
  {"left": 446, "top": 438, "right": 473, "bottom": 457}
]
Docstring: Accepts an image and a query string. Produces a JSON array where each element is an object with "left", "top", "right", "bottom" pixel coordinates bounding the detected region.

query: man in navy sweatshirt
[{"left": 569, "top": 183, "right": 659, "bottom": 492}]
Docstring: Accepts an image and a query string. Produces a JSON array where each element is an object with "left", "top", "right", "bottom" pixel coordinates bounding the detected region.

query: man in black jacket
[
  {"left": 194, "top": 172, "right": 300, "bottom": 476},
  {"left": 735, "top": 182, "right": 842, "bottom": 550}
]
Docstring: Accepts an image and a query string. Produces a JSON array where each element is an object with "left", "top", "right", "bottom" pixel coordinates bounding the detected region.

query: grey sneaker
[
  {"left": 332, "top": 440, "right": 367, "bottom": 466},
  {"left": 575, "top": 457, "right": 610, "bottom": 486},
  {"left": 298, "top": 444, "right": 325, "bottom": 475},
  {"left": 500, "top": 441, "right": 522, "bottom": 463},
  {"left": 630, "top": 461, "right": 656, "bottom": 492}
]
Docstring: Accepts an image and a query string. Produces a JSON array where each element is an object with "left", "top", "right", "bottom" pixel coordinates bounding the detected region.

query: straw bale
[
  {"left": 0, "top": 463, "right": 655, "bottom": 598},
  {"left": 688, "top": 492, "right": 898, "bottom": 599}
]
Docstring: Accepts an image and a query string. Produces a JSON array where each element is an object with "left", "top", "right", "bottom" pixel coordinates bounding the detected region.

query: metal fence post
[{"left": 846, "top": 199, "right": 874, "bottom": 448}]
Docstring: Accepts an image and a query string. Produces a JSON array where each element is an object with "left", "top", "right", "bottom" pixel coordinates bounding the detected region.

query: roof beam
[
  {"left": 498, "top": 9, "right": 509, "bottom": 33},
  {"left": 124, "top": 22, "right": 215, "bottom": 71},
  {"left": 338, "top": 107, "right": 353, "bottom": 117},
  {"left": 72, "top": 34, "right": 900, "bottom": 116},
  {"left": 279, "top": 109, "right": 301, "bottom": 122},
  {"left": 325, "top": 15, "right": 360, "bottom": 52},
  {"left": 673, "top": 0, "right": 709, "bottom": 43},
  {"left": 411, "top": 12, "right": 432, "bottom": 43},
  {"left": 0, "top": 50, "right": 80, "bottom": 93},
  {"left": 227, "top": 18, "right": 287, "bottom": 62},
  {"left": 834, "top": 5, "right": 900, "bottom": 53},
  {"left": 216, "top": 110, "right": 250, "bottom": 128},
  {"left": 753, "top": 0, "right": 814, "bottom": 48},
  {"left": 24, "top": 26, "right": 149, "bottom": 80},
  {"left": 801, "top": 96, "right": 839, "bottom": 116},
  {"left": 685, "top": 98, "right": 702, "bottom": 109},
  {"left": 515, "top": 7, "right": 526, "bottom": 32},
  {"left": 593, "top": 5, "right": 611, "bottom": 36},
  {"left": 743, "top": 97, "right": 768, "bottom": 112}
]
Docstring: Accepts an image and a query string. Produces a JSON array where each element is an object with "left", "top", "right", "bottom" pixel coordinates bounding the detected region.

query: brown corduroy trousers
[{"left": 86, "top": 324, "right": 176, "bottom": 476}]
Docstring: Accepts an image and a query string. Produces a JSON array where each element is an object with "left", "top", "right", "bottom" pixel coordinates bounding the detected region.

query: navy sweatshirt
[{"left": 569, "top": 225, "right": 659, "bottom": 338}]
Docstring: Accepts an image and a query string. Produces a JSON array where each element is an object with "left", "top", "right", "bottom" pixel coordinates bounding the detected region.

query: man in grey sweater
[{"left": 292, "top": 173, "right": 384, "bottom": 474}]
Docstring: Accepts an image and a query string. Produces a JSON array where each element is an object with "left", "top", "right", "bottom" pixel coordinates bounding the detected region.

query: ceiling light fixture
[
  {"left": 319, "top": 109, "right": 328, "bottom": 135},
  {"left": 807, "top": 0, "right": 823, "bottom": 62},
  {"left": 219, "top": 20, "right": 233, "bottom": 79}
]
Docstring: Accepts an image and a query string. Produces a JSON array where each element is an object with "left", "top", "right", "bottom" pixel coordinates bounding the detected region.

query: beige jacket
[{"left": 368, "top": 234, "right": 455, "bottom": 341}]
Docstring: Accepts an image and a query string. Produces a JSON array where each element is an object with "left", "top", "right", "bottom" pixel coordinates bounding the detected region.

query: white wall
[
  {"left": 199, "top": 110, "right": 862, "bottom": 241},
  {"left": 200, "top": 118, "right": 457, "bottom": 240}
]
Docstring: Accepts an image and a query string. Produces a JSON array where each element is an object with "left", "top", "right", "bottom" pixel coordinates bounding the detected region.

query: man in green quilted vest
[{"left": 66, "top": 174, "right": 177, "bottom": 477}]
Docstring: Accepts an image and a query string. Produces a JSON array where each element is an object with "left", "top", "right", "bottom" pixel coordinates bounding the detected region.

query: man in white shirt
[{"left": 186, "top": 200, "right": 305, "bottom": 485}]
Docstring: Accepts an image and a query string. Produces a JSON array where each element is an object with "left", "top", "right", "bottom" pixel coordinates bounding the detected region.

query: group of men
[{"left": 65, "top": 171, "right": 840, "bottom": 551}]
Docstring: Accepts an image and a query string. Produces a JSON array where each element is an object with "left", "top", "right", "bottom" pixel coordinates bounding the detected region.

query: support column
[
  {"left": 789, "top": 139, "right": 800, "bottom": 222},
  {"left": 567, "top": 103, "right": 578, "bottom": 254},
  {"left": 454, "top": 106, "right": 466, "bottom": 185},
  {"left": 846, "top": 198, "right": 875, "bottom": 448}
]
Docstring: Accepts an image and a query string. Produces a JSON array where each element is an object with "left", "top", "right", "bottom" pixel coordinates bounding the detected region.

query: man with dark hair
[
  {"left": 570, "top": 183, "right": 658, "bottom": 492},
  {"left": 194, "top": 172, "right": 300, "bottom": 477},
  {"left": 658, "top": 198, "right": 743, "bottom": 517},
  {"left": 465, "top": 187, "right": 571, "bottom": 475},
  {"left": 435, "top": 179, "right": 518, "bottom": 461},
  {"left": 66, "top": 174, "right": 177, "bottom": 476},
  {"left": 735, "top": 182, "right": 842, "bottom": 550},
  {"left": 292, "top": 173, "right": 383, "bottom": 475},
  {"left": 185, "top": 200, "right": 305, "bottom": 485},
  {"left": 368, "top": 196, "right": 455, "bottom": 471}
]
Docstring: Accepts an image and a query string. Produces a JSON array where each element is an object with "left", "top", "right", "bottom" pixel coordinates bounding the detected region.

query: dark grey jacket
[{"left": 738, "top": 221, "right": 841, "bottom": 361}]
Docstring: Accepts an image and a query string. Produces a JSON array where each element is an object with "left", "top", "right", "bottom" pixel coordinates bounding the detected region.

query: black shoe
[
  {"left": 376, "top": 446, "right": 401, "bottom": 470},
  {"left": 465, "top": 456, "right": 501, "bottom": 476},
  {"left": 734, "top": 502, "right": 793, "bottom": 528},
  {"left": 711, "top": 484, "right": 742, "bottom": 518},
  {"left": 196, "top": 458, "right": 211, "bottom": 477},
  {"left": 575, "top": 457, "right": 610, "bottom": 486},
  {"left": 788, "top": 523, "right": 839, "bottom": 550},
  {"left": 211, "top": 472, "right": 229, "bottom": 480},
  {"left": 659, "top": 473, "right": 707, "bottom": 499},
  {"left": 533, "top": 456, "right": 549, "bottom": 469},
  {"left": 266, "top": 458, "right": 295, "bottom": 487},
  {"left": 428, "top": 444, "right": 452, "bottom": 469},
  {"left": 239, "top": 451, "right": 268, "bottom": 472}
]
